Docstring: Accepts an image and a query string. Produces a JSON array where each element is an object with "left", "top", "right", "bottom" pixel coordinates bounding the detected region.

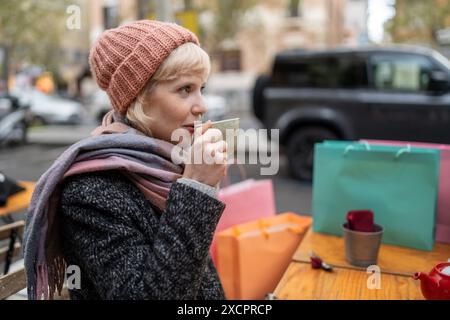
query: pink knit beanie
[{"left": 89, "top": 20, "right": 200, "bottom": 115}]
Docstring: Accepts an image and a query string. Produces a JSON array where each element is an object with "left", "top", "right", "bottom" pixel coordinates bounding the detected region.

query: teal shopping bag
[{"left": 312, "top": 141, "right": 440, "bottom": 251}]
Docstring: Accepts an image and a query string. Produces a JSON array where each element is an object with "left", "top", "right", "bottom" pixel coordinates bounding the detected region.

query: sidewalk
[{"left": 28, "top": 125, "right": 96, "bottom": 145}]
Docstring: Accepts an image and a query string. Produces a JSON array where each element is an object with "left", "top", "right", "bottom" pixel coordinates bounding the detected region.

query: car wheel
[
  {"left": 252, "top": 74, "right": 269, "bottom": 121},
  {"left": 287, "top": 126, "right": 338, "bottom": 181},
  {"left": 31, "top": 115, "right": 46, "bottom": 127}
]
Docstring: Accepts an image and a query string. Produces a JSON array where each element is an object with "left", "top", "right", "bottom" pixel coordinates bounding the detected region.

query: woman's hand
[{"left": 182, "top": 121, "right": 228, "bottom": 187}]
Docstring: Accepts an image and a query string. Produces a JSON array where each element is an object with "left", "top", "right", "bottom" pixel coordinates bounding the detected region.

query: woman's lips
[{"left": 182, "top": 126, "right": 194, "bottom": 134}]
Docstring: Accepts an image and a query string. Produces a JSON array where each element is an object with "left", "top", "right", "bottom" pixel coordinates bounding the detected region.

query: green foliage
[
  {"left": 386, "top": 0, "right": 450, "bottom": 45},
  {"left": 0, "top": 0, "right": 71, "bottom": 72},
  {"left": 202, "top": 0, "right": 259, "bottom": 49}
]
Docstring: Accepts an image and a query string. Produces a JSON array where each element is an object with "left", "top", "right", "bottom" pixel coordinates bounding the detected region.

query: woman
[{"left": 24, "top": 20, "right": 228, "bottom": 300}]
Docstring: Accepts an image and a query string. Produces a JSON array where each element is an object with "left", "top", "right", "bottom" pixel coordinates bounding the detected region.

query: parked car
[
  {"left": 253, "top": 45, "right": 450, "bottom": 180},
  {"left": 87, "top": 90, "right": 229, "bottom": 123},
  {"left": 0, "top": 93, "right": 31, "bottom": 146},
  {"left": 14, "top": 89, "right": 86, "bottom": 125}
]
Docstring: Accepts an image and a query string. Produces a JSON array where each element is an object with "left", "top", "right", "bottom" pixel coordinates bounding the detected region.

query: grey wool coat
[{"left": 58, "top": 169, "right": 227, "bottom": 300}]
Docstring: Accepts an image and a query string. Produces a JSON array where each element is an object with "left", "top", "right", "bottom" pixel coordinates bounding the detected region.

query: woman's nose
[{"left": 191, "top": 96, "right": 208, "bottom": 117}]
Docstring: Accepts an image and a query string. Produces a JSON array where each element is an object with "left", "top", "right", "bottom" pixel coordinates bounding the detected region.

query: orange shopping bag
[{"left": 216, "top": 212, "right": 312, "bottom": 300}]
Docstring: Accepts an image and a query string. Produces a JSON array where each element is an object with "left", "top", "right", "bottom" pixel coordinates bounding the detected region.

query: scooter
[{"left": 0, "top": 93, "right": 31, "bottom": 147}]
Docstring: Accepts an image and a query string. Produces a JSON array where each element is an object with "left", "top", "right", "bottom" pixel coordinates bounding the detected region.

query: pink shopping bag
[
  {"left": 211, "top": 179, "right": 276, "bottom": 265},
  {"left": 365, "top": 140, "right": 450, "bottom": 244}
]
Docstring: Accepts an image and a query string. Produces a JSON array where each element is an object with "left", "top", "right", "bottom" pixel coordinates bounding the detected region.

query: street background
[
  {"left": 1, "top": 0, "right": 450, "bottom": 216},
  {"left": 0, "top": 78, "right": 314, "bottom": 214}
]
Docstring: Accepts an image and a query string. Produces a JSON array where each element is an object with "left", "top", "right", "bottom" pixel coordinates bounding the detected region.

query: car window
[
  {"left": 272, "top": 55, "right": 368, "bottom": 89},
  {"left": 370, "top": 54, "right": 434, "bottom": 92},
  {"left": 336, "top": 56, "right": 368, "bottom": 88},
  {"left": 308, "top": 58, "right": 339, "bottom": 88},
  {"left": 272, "top": 57, "right": 337, "bottom": 88}
]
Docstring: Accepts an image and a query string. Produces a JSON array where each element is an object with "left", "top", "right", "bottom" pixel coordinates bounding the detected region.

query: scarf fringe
[{"left": 36, "top": 256, "right": 67, "bottom": 300}]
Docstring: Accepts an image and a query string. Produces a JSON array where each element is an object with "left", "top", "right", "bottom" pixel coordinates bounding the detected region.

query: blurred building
[
  {"left": 58, "top": 0, "right": 369, "bottom": 95},
  {"left": 61, "top": 0, "right": 200, "bottom": 97},
  {"left": 60, "top": 0, "right": 140, "bottom": 97},
  {"left": 235, "top": 0, "right": 369, "bottom": 74}
]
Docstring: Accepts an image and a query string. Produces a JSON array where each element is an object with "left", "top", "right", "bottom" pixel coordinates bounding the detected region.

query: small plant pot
[{"left": 342, "top": 223, "right": 384, "bottom": 268}]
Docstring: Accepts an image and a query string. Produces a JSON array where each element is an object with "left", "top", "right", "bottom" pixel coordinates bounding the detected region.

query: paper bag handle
[
  {"left": 395, "top": 144, "right": 411, "bottom": 158},
  {"left": 344, "top": 141, "right": 412, "bottom": 158},
  {"left": 343, "top": 141, "right": 371, "bottom": 155}
]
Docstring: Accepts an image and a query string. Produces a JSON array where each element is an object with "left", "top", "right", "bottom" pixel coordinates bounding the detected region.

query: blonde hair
[{"left": 126, "top": 42, "right": 211, "bottom": 136}]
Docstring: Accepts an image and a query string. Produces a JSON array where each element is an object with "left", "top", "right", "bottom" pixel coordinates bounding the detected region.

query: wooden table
[
  {"left": 0, "top": 181, "right": 35, "bottom": 218},
  {"left": 274, "top": 228, "right": 450, "bottom": 300}
]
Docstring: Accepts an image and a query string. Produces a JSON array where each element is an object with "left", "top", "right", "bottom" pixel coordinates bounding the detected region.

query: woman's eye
[
  {"left": 180, "top": 86, "right": 191, "bottom": 94},
  {"left": 201, "top": 86, "right": 206, "bottom": 93}
]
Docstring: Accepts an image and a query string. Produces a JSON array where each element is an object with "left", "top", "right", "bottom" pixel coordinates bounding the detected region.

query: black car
[{"left": 253, "top": 46, "right": 450, "bottom": 180}]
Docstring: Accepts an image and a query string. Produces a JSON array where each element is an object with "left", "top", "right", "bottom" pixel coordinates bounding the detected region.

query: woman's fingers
[
  {"left": 192, "top": 120, "right": 211, "bottom": 141},
  {"left": 204, "top": 141, "right": 227, "bottom": 155},
  {"left": 214, "top": 140, "right": 228, "bottom": 153},
  {"left": 202, "top": 120, "right": 212, "bottom": 134},
  {"left": 204, "top": 141, "right": 228, "bottom": 164},
  {"left": 201, "top": 128, "right": 223, "bottom": 143},
  {"left": 213, "top": 152, "right": 228, "bottom": 165}
]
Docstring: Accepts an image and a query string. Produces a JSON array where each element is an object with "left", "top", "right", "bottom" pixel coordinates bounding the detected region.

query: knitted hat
[{"left": 89, "top": 20, "right": 200, "bottom": 115}]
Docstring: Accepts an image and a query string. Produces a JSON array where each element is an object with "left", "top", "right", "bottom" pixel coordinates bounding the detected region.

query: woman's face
[{"left": 143, "top": 74, "right": 208, "bottom": 142}]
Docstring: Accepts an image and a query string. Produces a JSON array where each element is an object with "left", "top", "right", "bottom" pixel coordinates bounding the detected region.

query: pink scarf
[
  {"left": 68, "top": 110, "right": 183, "bottom": 211},
  {"left": 24, "top": 110, "right": 184, "bottom": 299}
]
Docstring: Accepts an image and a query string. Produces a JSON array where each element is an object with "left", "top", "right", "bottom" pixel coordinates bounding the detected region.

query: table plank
[
  {"left": 0, "top": 267, "right": 26, "bottom": 300},
  {"left": 0, "top": 181, "right": 35, "bottom": 217},
  {"left": 274, "top": 262, "right": 423, "bottom": 300},
  {"left": 292, "top": 229, "right": 450, "bottom": 276}
]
